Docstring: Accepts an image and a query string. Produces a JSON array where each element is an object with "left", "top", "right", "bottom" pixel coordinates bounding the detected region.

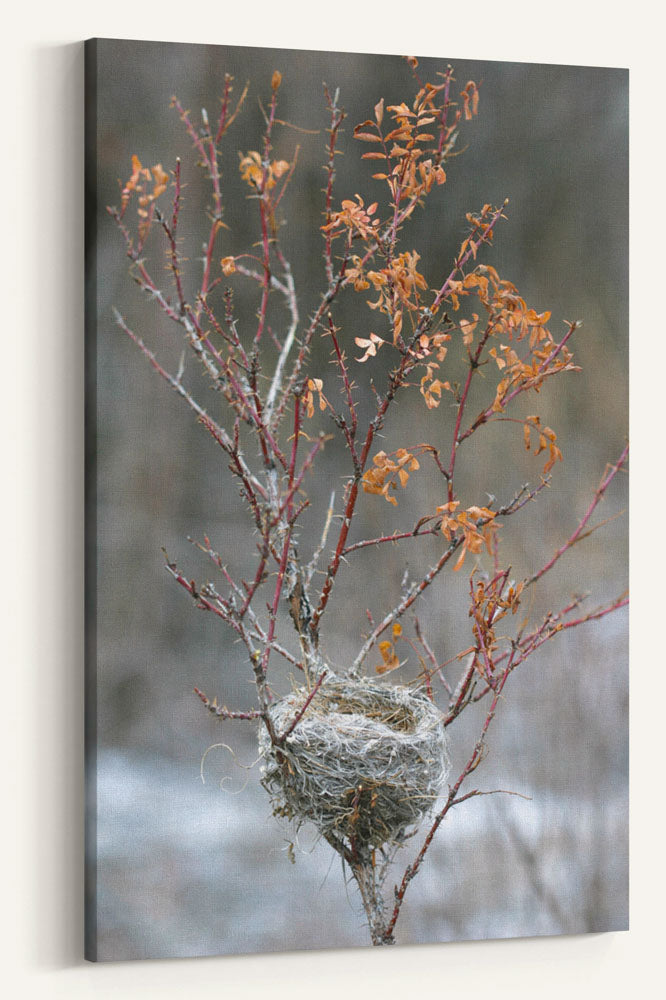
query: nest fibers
[{"left": 259, "top": 676, "right": 451, "bottom": 853}]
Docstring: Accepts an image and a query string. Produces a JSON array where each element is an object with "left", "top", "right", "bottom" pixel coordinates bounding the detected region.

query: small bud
[{"left": 271, "top": 70, "right": 282, "bottom": 91}]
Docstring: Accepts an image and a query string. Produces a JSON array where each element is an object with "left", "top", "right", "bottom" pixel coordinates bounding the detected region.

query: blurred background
[{"left": 88, "top": 39, "right": 628, "bottom": 960}]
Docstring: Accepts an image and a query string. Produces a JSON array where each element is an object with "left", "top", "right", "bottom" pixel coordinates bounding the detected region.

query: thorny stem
[
  {"left": 311, "top": 202, "right": 508, "bottom": 633},
  {"left": 352, "top": 860, "right": 390, "bottom": 946},
  {"left": 350, "top": 537, "right": 461, "bottom": 674},
  {"left": 327, "top": 312, "right": 358, "bottom": 447},
  {"left": 323, "top": 86, "right": 345, "bottom": 286},
  {"left": 277, "top": 670, "right": 328, "bottom": 741},
  {"left": 311, "top": 344, "right": 426, "bottom": 633},
  {"left": 383, "top": 666, "right": 512, "bottom": 942},
  {"left": 446, "top": 319, "right": 495, "bottom": 502},
  {"left": 254, "top": 88, "right": 279, "bottom": 347},
  {"left": 194, "top": 687, "right": 262, "bottom": 720},
  {"left": 459, "top": 319, "right": 581, "bottom": 444},
  {"left": 112, "top": 311, "right": 268, "bottom": 510},
  {"left": 274, "top": 262, "right": 350, "bottom": 425},
  {"left": 431, "top": 201, "right": 507, "bottom": 317},
  {"left": 341, "top": 519, "right": 441, "bottom": 556},
  {"left": 414, "top": 616, "right": 452, "bottom": 696},
  {"left": 527, "top": 442, "right": 629, "bottom": 586}
]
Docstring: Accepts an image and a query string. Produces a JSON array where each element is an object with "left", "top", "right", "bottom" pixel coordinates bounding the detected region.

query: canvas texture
[{"left": 85, "top": 38, "right": 629, "bottom": 961}]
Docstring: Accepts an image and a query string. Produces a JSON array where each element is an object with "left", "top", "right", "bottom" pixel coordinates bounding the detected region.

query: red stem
[
  {"left": 254, "top": 89, "right": 279, "bottom": 347},
  {"left": 194, "top": 687, "right": 262, "bottom": 720},
  {"left": 529, "top": 442, "right": 629, "bottom": 586},
  {"left": 385, "top": 665, "right": 512, "bottom": 941},
  {"left": 323, "top": 88, "right": 345, "bottom": 285},
  {"left": 278, "top": 671, "right": 328, "bottom": 741},
  {"left": 446, "top": 322, "right": 495, "bottom": 501},
  {"left": 342, "top": 520, "right": 440, "bottom": 555},
  {"left": 328, "top": 313, "right": 358, "bottom": 445},
  {"left": 430, "top": 202, "right": 507, "bottom": 317}
]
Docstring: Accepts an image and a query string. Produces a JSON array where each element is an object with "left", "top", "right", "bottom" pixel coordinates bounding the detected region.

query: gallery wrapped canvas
[{"left": 85, "top": 38, "right": 628, "bottom": 960}]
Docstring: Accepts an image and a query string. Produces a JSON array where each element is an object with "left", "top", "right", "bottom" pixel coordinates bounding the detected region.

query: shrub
[{"left": 108, "top": 57, "right": 628, "bottom": 946}]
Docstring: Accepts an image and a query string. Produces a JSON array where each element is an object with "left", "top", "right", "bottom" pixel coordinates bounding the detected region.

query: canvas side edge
[{"left": 83, "top": 36, "right": 99, "bottom": 964}]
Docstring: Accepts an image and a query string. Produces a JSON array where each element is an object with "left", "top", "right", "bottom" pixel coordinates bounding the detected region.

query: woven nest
[{"left": 259, "top": 676, "right": 450, "bottom": 852}]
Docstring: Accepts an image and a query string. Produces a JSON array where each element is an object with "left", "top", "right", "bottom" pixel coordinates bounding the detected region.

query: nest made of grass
[{"left": 259, "top": 675, "right": 450, "bottom": 852}]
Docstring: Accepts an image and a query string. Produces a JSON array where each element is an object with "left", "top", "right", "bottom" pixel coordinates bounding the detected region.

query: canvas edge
[{"left": 84, "top": 35, "right": 99, "bottom": 963}]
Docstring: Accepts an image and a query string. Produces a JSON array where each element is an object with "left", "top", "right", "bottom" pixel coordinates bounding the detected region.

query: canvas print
[{"left": 85, "top": 38, "right": 629, "bottom": 961}]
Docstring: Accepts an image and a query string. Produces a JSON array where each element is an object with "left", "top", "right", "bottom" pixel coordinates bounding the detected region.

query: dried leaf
[{"left": 375, "top": 639, "right": 400, "bottom": 674}]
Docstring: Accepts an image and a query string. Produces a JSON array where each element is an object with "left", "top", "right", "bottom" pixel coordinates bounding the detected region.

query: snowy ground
[{"left": 92, "top": 748, "right": 628, "bottom": 960}]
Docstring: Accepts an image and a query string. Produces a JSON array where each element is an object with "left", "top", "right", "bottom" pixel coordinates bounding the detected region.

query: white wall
[{"left": 4, "top": 1, "right": 661, "bottom": 996}]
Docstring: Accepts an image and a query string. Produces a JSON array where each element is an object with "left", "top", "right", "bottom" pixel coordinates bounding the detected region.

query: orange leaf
[
  {"left": 375, "top": 639, "right": 400, "bottom": 674},
  {"left": 453, "top": 546, "right": 467, "bottom": 572},
  {"left": 523, "top": 422, "right": 531, "bottom": 450}
]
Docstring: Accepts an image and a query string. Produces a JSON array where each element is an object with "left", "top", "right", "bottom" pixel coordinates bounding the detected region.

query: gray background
[{"left": 89, "top": 39, "right": 628, "bottom": 960}]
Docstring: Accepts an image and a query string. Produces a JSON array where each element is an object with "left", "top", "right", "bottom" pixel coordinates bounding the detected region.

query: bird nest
[{"left": 259, "top": 676, "right": 450, "bottom": 853}]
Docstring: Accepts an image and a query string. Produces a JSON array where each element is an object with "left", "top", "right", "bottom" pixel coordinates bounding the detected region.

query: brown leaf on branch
[
  {"left": 355, "top": 333, "right": 385, "bottom": 363},
  {"left": 524, "top": 415, "right": 563, "bottom": 474},
  {"left": 362, "top": 449, "right": 421, "bottom": 505},
  {"left": 375, "top": 639, "right": 400, "bottom": 674},
  {"left": 303, "top": 378, "right": 327, "bottom": 419}
]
